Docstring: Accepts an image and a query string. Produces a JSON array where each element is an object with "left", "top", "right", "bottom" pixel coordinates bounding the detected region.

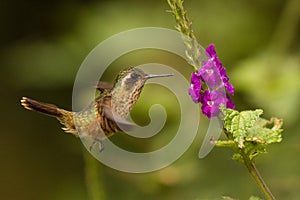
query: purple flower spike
[
  {"left": 206, "top": 44, "right": 223, "bottom": 70},
  {"left": 226, "top": 94, "right": 235, "bottom": 109},
  {"left": 201, "top": 90, "right": 227, "bottom": 118},
  {"left": 206, "top": 44, "right": 217, "bottom": 58},
  {"left": 205, "top": 44, "right": 235, "bottom": 95},
  {"left": 188, "top": 43, "right": 236, "bottom": 118},
  {"left": 225, "top": 82, "right": 235, "bottom": 96},
  {"left": 188, "top": 72, "right": 202, "bottom": 103},
  {"left": 198, "top": 60, "right": 222, "bottom": 89}
]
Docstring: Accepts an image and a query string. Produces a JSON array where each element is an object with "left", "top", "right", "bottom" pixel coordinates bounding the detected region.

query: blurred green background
[{"left": 1, "top": 0, "right": 299, "bottom": 199}]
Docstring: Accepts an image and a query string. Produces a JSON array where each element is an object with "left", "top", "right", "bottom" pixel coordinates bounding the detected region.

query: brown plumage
[{"left": 21, "top": 67, "right": 173, "bottom": 150}]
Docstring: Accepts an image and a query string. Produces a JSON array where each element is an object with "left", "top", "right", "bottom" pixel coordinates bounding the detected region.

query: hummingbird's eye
[{"left": 130, "top": 73, "right": 139, "bottom": 80}]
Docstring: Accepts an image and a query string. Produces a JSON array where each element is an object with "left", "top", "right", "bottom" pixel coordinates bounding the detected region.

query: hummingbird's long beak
[{"left": 145, "top": 74, "right": 174, "bottom": 79}]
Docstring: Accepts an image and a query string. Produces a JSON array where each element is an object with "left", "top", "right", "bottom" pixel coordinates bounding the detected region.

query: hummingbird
[{"left": 20, "top": 67, "right": 173, "bottom": 151}]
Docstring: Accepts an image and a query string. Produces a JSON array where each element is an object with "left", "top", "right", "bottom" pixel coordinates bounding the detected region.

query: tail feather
[
  {"left": 21, "top": 97, "right": 63, "bottom": 118},
  {"left": 21, "top": 97, "right": 77, "bottom": 136}
]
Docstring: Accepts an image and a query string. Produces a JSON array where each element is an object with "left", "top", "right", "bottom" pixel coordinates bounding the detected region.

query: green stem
[
  {"left": 83, "top": 149, "right": 106, "bottom": 200},
  {"left": 167, "top": 0, "right": 206, "bottom": 70},
  {"left": 167, "top": 1, "right": 277, "bottom": 199},
  {"left": 241, "top": 151, "right": 276, "bottom": 200}
]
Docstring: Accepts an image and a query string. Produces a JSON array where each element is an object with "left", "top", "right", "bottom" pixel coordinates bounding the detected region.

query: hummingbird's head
[
  {"left": 113, "top": 67, "right": 173, "bottom": 93},
  {"left": 111, "top": 67, "right": 173, "bottom": 116}
]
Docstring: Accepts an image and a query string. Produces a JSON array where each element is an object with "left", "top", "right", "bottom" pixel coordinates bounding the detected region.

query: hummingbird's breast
[
  {"left": 73, "top": 94, "right": 120, "bottom": 140},
  {"left": 73, "top": 81, "right": 144, "bottom": 140},
  {"left": 111, "top": 86, "right": 143, "bottom": 119}
]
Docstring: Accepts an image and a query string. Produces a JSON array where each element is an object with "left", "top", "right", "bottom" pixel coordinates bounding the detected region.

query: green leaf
[
  {"left": 214, "top": 140, "right": 235, "bottom": 148},
  {"left": 246, "top": 117, "right": 283, "bottom": 144},
  {"left": 221, "top": 107, "right": 283, "bottom": 161},
  {"left": 222, "top": 108, "right": 263, "bottom": 148}
]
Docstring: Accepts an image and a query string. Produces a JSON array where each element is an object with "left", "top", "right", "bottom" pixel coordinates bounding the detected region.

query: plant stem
[
  {"left": 167, "top": 1, "right": 277, "bottom": 199},
  {"left": 83, "top": 149, "right": 106, "bottom": 200},
  {"left": 241, "top": 151, "right": 276, "bottom": 200},
  {"left": 167, "top": 0, "right": 206, "bottom": 70}
]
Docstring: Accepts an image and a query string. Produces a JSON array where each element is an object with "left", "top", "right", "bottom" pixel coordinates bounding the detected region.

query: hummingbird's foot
[
  {"left": 89, "top": 139, "right": 104, "bottom": 152},
  {"left": 98, "top": 141, "right": 105, "bottom": 152}
]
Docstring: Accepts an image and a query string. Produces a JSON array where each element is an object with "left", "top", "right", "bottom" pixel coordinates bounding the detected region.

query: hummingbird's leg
[
  {"left": 89, "top": 140, "right": 96, "bottom": 152},
  {"left": 98, "top": 140, "right": 105, "bottom": 152},
  {"left": 89, "top": 139, "right": 104, "bottom": 152}
]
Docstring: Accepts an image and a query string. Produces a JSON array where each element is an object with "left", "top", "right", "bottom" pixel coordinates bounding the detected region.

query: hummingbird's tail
[{"left": 21, "top": 97, "right": 77, "bottom": 136}]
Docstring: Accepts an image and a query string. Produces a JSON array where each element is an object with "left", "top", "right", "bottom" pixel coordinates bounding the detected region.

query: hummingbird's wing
[
  {"left": 102, "top": 105, "right": 135, "bottom": 132},
  {"left": 94, "top": 81, "right": 113, "bottom": 93}
]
